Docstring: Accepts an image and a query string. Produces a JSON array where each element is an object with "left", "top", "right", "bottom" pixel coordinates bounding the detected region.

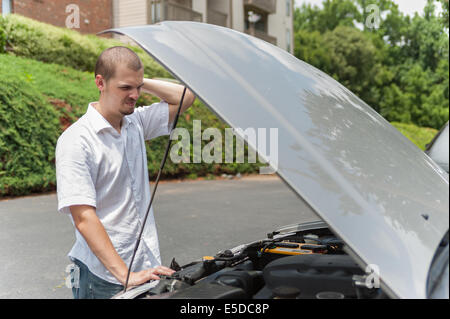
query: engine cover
[{"left": 263, "top": 254, "right": 365, "bottom": 299}]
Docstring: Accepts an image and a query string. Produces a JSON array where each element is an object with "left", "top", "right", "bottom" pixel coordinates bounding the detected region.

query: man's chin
[{"left": 120, "top": 106, "right": 135, "bottom": 116}]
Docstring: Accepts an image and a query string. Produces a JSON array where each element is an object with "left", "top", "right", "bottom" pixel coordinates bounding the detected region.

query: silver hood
[{"left": 103, "top": 22, "right": 449, "bottom": 299}]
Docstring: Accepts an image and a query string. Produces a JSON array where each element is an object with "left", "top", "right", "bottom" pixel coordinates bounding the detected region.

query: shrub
[
  {"left": 0, "top": 69, "right": 60, "bottom": 196},
  {"left": 0, "top": 14, "right": 170, "bottom": 79},
  {"left": 0, "top": 16, "right": 6, "bottom": 54}
]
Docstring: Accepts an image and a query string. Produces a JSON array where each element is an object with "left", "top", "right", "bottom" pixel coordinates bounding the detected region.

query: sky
[{"left": 294, "top": 0, "right": 443, "bottom": 17}]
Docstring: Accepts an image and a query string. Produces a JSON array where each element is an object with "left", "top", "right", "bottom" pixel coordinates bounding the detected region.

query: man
[{"left": 56, "top": 46, "right": 195, "bottom": 299}]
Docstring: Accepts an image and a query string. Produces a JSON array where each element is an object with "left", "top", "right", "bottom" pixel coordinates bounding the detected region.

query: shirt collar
[{"left": 87, "top": 103, "right": 131, "bottom": 133}]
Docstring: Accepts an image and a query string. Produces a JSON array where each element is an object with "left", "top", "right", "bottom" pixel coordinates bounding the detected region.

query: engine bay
[{"left": 134, "top": 225, "right": 387, "bottom": 299}]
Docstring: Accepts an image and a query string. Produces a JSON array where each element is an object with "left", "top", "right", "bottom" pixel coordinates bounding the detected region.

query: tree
[
  {"left": 294, "top": 29, "right": 332, "bottom": 73},
  {"left": 294, "top": 0, "right": 361, "bottom": 33},
  {"left": 440, "top": 0, "right": 449, "bottom": 28},
  {"left": 322, "top": 26, "right": 381, "bottom": 107},
  {"left": 293, "top": 0, "right": 449, "bottom": 129}
]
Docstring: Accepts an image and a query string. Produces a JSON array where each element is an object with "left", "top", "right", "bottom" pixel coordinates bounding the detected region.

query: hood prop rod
[{"left": 123, "top": 87, "right": 187, "bottom": 293}]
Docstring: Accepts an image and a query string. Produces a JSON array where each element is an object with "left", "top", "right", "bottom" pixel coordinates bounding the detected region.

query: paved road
[{"left": 0, "top": 175, "right": 319, "bottom": 299}]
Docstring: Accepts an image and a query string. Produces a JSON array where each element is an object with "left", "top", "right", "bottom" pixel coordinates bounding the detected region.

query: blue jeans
[{"left": 70, "top": 258, "right": 124, "bottom": 299}]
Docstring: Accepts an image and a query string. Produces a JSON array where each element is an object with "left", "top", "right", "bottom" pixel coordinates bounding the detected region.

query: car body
[{"left": 101, "top": 22, "right": 449, "bottom": 299}]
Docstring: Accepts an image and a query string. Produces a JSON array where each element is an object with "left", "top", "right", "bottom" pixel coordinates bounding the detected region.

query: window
[
  {"left": 151, "top": 0, "right": 162, "bottom": 23},
  {"left": 2, "top": 0, "right": 13, "bottom": 14},
  {"left": 286, "top": 0, "right": 291, "bottom": 17}
]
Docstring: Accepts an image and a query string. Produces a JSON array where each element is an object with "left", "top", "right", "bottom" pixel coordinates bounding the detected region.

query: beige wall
[
  {"left": 207, "top": 0, "right": 231, "bottom": 27},
  {"left": 112, "top": 0, "right": 148, "bottom": 43},
  {"left": 113, "top": 0, "right": 148, "bottom": 27},
  {"left": 230, "top": 0, "right": 293, "bottom": 52},
  {"left": 230, "top": 0, "right": 245, "bottom": 32},
  {"left": 192, "top": 0, "right": 207, "bottom": 22},
  {"left": 268, "top": 0, "right": 294, "bottom": 53}
]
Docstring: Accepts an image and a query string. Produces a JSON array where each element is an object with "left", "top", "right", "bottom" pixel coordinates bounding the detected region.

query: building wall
[
  {"left": 207, "top": 0, "right": 230, "bottom": 27},
  {"left": 268, "top": 0, "right": 294, "bottom": 53},
  {"left": 231, "top": 0, "right": 245, "bottom": 32},
  {"left": 6, "top": 0, "right": 113, "bottom": 35},
  {"left": 113, "top": 0, "right": 148, "bottom": 27},
  {"left": 192, "top": 0, "right": 207, "bottom": 23}
]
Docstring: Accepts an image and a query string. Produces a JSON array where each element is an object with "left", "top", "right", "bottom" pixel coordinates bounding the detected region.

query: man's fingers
[
  {"left": 148, "top": 273, "right": 161, "bottom": 281},
  {"left": 155, "top": 266, "right": 176, "bottom": 275}
]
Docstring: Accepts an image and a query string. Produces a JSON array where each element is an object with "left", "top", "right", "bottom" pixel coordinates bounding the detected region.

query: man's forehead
[
  {"left": 113, "top": 63, "right": 143, "bottom": 77},
  {"left": 112, "top": 67, "right": 144, "bottom": 84}
]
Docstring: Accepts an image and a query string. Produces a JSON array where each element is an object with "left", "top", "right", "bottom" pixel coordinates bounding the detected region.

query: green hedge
[
  {"left": 0, "top": 14, "right": 169, "bottom": 78},
  {"left": 0, "top": 23, "right": 5, "bottom": 54},
  {"left": 0, "top": 54, "right": 262, "bottom": 197},
  {"left": 0, "top": 64, "right": 60, "bottom": 196}
]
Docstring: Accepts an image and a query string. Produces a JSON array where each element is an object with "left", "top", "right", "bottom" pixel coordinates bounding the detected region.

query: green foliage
[
  {"left": 0, "top": 16, "right": 6, "bottom": 54},
  {"left": 0, "top": 66, "right": 60, "bottom": 196},
  {"left": 293, "top": 0, "right": 449, "bottom": 130},
  {"left": 0, "top": 54, "right": 262, "bottom": 196},
  {"left": 145, "top": 99, "right": 264, "bottom": 180},
  {"left": 294, "top": 30, "right": 332, "bottom": 74},
  {"left": 323, "top": 26, "right": 379, "bottom": 104},
  {"left": 391, "top": 122, "right": 438, "bottom": 150},
  {"left": 294, "top": 0, "right": 361, "bottom": 33},
  {"left": 0, "top": 53, "right": 99, "bottom": 122},
  {"left": 0, "top": 14, "right": 169, "bottom": 78},
  {"left": 440, "top": 0, "right": 449, "bottom": 28}
]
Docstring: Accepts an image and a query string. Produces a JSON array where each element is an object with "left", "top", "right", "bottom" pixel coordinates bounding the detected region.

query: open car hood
[{"left": 103, "top": 22, "right": 449, "bottom": 299}]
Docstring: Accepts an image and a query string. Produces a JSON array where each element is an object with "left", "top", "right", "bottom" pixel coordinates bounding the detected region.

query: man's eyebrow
[{"left": 118, "top": 83, "right": 145, "bottom": 88}]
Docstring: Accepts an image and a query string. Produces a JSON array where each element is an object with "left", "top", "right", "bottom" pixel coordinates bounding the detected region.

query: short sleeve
[
  {"left": 134, "top": 101, "right": 170, "bottom": 140},
  {"left": 55, "top": 135, "right": 97, "bottom": 215}
]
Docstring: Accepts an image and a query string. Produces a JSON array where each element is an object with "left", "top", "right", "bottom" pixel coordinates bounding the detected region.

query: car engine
[{"left": 133, "top": 225, "right": 387, "bottom": 299}]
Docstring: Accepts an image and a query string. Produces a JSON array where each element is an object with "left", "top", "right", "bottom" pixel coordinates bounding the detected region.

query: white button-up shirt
[{"left": 56, "top": 102, "right": 170, "bottom": 284}]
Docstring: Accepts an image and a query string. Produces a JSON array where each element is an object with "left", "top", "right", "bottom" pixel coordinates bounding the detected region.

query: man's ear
[{"left": 95, "top": 74, "right": 106, "bottom": 92}]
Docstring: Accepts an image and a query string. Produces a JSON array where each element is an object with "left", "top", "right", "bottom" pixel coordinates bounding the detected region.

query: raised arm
[{"left": 142, "top": 78, "right": 196, "bottom": 124}]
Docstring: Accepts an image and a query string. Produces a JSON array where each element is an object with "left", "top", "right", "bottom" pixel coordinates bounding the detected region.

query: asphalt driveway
[{"left": 0, "top": 175, "right": 319, "bottom": 299}]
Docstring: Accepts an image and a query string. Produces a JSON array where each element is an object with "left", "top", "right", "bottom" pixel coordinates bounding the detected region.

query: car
[
  {"left": 425, "top": 121, "right": 449, "bottom": 174},
  {"left": 100, "top": 21, "right": 448, "bottom": 299}
]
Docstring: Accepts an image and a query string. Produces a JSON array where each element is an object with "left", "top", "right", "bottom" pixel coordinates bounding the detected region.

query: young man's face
[{"left": 97, "top": 64, "right": 144, "bottom": 116}]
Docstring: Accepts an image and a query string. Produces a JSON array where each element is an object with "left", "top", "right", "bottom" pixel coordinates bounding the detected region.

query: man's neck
[{"left": 92, "top": 101, "right": 123, "bottom": 133}]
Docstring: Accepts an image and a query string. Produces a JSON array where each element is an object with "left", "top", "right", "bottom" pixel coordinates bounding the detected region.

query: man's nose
[{"left": 130, "top": 88, "right": 140, "bottom": 100}]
